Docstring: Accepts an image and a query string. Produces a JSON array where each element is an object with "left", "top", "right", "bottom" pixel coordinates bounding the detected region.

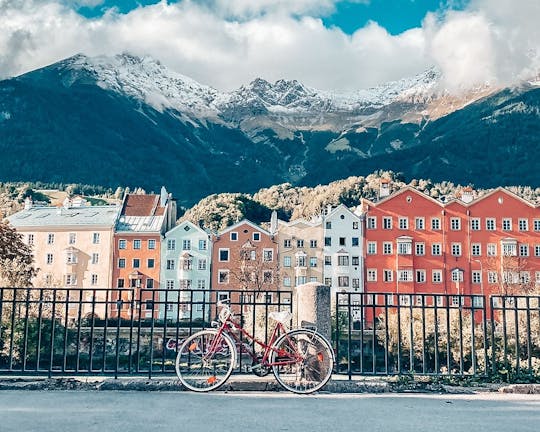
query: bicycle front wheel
[
  {"left": 175, "top": 330, "right": 236, "bottom": 392},
  {"left": 271, "top": 329, "right": 334, "bottom": 394}
]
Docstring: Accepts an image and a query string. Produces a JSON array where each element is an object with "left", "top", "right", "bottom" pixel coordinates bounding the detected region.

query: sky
[{"left": 0, "top": 0, "right": 539, "bottom": 92}]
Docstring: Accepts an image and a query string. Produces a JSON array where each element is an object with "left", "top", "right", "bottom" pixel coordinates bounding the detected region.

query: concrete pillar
[{"left": 293, "top": 282, "right": 331, "bottom": 342}]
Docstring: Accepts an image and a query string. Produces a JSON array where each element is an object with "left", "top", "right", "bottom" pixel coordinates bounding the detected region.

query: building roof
[
  {"left": 121, "top": 194, "right": 165, "bottom": 217},
  {"left": 115, "top": 215, "right": 164, "bottom": 233},
  {"left": 7, "top": 205, "right": 120, "bottom": 228}
]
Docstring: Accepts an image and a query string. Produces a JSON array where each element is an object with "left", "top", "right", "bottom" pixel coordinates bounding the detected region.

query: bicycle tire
[
  {"left": 175, "top": 329, "right": 236, "bottom": 392},
  {"left": 270, "top": 329, "right": 334, "bottom": 394}
]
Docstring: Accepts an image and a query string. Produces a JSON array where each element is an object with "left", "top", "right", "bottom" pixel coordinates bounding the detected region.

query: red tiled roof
[{"left": 121, "top": 194, "right": 165, "bottom": 216}]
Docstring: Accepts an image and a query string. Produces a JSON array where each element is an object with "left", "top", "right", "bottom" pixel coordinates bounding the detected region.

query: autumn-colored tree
[{"left": 0, "top": 222, "right": 36, "bottom": 287}]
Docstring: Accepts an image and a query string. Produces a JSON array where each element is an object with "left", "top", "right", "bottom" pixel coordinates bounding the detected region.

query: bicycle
[{"left": 175, "top": 302, "right": 334, "bottom": 394}]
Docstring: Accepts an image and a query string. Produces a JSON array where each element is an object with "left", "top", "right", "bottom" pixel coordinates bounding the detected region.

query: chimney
[
  {"left": 24, "top": 197, "right": 33, "bottom": 210},
  {"left": 270, "top": 210, "right": 278, "bottom": 235},
  {"left": 379, "top": 179, "right": 391, "bottom": 198}
]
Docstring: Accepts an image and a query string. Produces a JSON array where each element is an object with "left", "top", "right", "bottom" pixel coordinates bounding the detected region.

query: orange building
[
  {"left": 111, "top": 188, "right": 176, "bottom": 319},
  {"left": 211, "top": 219, "right": 280, "bottom": 304},
  {"left": 363, "top": 186, "right": 540, "bottom": 309}
]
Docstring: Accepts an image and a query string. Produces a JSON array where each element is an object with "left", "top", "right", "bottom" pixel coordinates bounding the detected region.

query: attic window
[
  {"left": 406, "top": 196, "right": 412, "bottom": 203},
  {"left": 184, "top": 226, "right": 190, "bottom": 231},
  {"left": 498, "top": 197, "right": 504, "bottom": 204}
]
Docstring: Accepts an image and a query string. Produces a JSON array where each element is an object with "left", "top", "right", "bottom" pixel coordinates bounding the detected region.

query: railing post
[{"left": 293, "top": 282, "right": 331, "bottom": 342}]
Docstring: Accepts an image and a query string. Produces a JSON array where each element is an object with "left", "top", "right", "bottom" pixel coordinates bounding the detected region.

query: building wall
[
  {"left": 160, "top": 221, "right": 212, "bottom": 321},
  {"left": 276, "top": 219, "right": 324, "bottom": 290}
]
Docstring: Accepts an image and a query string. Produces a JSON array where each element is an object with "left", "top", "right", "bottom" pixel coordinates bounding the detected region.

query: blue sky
[{"left": 1, "top": 0, "right": 538, "bottom": 92}]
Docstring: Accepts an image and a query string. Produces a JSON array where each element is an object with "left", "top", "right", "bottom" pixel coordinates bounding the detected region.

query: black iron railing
[
  {"left": 0, "top": 287, "right": 292, "bottom": 378},
  {"left": 335, "top": 292, "right": 540, "bottom": 380}
]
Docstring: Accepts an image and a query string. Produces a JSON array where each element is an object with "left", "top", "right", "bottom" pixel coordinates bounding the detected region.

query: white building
[
  {"left": 160, "top": 220, "right": 212, "bottom": 322},
  {"left": 322, "top": 204, "right": 365, "bottom": 296}
]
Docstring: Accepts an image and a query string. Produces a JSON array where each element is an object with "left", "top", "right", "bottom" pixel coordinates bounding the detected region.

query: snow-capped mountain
[{"left": 1, "top": 53, "right": 539, "bottom": 205}]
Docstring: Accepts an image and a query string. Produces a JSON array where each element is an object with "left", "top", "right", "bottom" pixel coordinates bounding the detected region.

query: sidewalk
[{"left": 1, "top": 374, "right": 535, "bottom": 394}]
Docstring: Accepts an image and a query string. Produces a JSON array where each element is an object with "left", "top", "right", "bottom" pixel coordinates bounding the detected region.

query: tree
[{"left": 0, "top": 222, "right": 36, "bottom": 287}]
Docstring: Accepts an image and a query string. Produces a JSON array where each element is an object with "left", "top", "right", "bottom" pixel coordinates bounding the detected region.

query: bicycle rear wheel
[
  {"left": 271, "top": 329, "right": 334, "bottom": 394},
  {"left": 175, "top": 330, "right": 236, "bottom": 392}
]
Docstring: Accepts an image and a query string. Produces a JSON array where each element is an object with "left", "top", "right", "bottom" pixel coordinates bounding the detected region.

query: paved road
[{"left": 1, "top": 391, "right": 540, "bottom": 432}]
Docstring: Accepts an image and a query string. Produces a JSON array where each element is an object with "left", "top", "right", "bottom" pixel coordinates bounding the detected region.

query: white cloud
[{"left": 0, "top": 0, "right": 538, "bottom": 93}]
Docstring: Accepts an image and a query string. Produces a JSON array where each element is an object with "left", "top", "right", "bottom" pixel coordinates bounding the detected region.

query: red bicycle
[{"left": 175, "top": 302, "right": 334, "bottom": 394}]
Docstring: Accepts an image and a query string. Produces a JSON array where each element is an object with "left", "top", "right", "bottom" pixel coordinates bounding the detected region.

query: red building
[{"left": 363, "top": 186, "right": 540, "bottom": 309}]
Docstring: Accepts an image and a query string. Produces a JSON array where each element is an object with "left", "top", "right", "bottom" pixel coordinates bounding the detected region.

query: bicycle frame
[{"left": 207, "top": 312, "right": 301, "bottom": 368}]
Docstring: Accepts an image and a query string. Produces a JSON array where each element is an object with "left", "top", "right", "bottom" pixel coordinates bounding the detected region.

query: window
[
  {"left": 486, "top": 218, "right": 496, "bottom": 231},
  {"left": 166, "top": 259, "right": 175, "bottom": 270},
  {"left": 146, "top": 279, "right": 154, "bottom": 289},
  {"left": 367, "top": 217, "right": 377, "bottom": 229},
  {"left": 415, "top": 217, "right": 425, "bottom": 230},
  {"left": 383, "top": 242, "right": 393, "bottom": 255},
  {"left": 352, "top": 237, "right": 359, "bottom": 246},
  {"left": 148, "top": 239, "right": 156, "bottom": 249},
  {"left": 398, "top": 217, "right": 409, "bottom": 230},
  {"left": 284, "top": 239, "right": 291, "bottom": 248},
  {"left": 324, "top": 237, "right": 331, "bottom": 246},
  {"left": 470, "top": 218, "right": 480, "bottom": 231},
  {"left": 46, "top": 253, "right": 53, "bottom": 265},
  {"left": 198, "top": 259, "right": 207, "bottom": 270},
  {"left": 297, "top": 239, "right": 304, "bottom": 248},
  {"left": 399, "top": 295, "right": 411, "bottom": 306},
  {"left": 367, "top": 269, "right": 377, "bottom": 282},
  {"left": 166, "top": 280, "right": 175, "bottom": 289},
  {"left": 502, "top": 241, "right": 517, "bottom": 256},
  {"left": 352, "top": 278, "right": 360, "bottom": 289},
  {"left": 147, "top": 258, "right": 155, "bottom": 268},
  {"left": 432, "top": 270, "right": 442, "bottom": 283},
  {"left": 383, "top": 270, "right": 393, "bottom": 282},
  {"left": 118, "top": 239, "right": 126, "bottom": 249},
  {"left": 450, "top": 218, "right": 461, "bottom": 230},
  {"left": 310, "top": 277, "right": 318, "bottom": 283},
  {"left": 180, "top": 279, "right": 192, "bottom": 289},
  {"left": 325, "top": 221, "right": 332, "bottom": 229},
  {"left": 415, "top": 243, "right": 425, "bottom": 256},
  {"left": 91, "top": 253, "right": 99, "bottom": 265},
  {"left": 263, "top": 271, "right": 273, "bottom": 284},
  {"left": 520, "top": 271, "right": 530, "bottom": 284},
  {"left": 338, "top": 255, "right": 350, "bottom": 266},
  {"left": 167, "top": 239, "right": 176, "bottom": 250},
  {"left": 432, "top": 243, "right": 442, "bottom": 256},
  {"left": 472, "top": 270, "right": 482, "bottom": 284},
  {"left": 502, "top": 218, "right": 512, "bottom": 231},
  {"left": 198, "top": 239, "right": 207, "bottom": 250},
  {"left": 383, "top": 217, "right": 392, "bottom": 230},
  {"left": 182, "top": 258, "right": 193, "bottom": 270},
  {"left": 218, "top": 270, "right": 229, "bottom": 284},
  {"left": 416, "top": 269, "right": 426, "bottom": 283},
  {"left": 397, "top": 241, "right": 412, "bottom": 255},
  {"left": 118, "top": 258, "right": 126, "bottom": 268},
  {"left": 284, "top": 256, "right": 292, "bottom": 267},
  {"left": 451, "top": 269, "right": 464, "bottom": 282},
  {"left": 431, "top": 218, "right": 441, "bottom": 230},
  {"left": 487, "top": 243, "right": 497, "bottom": 256},
  {"left": 451, "top": 243, "right": 462, "bottom": 256},
  {"left": 133, "top": 239, "right": 141, "bottom": 249},
  {"left": 219, "top": 248, "right": 230, "bottom": 262},
  {"left": 252, "top": 232, "right": 260, "bottom": 241},
  {"left": 65, "top": 274, "right": 77, "bottom": 285},
  {"left": 520, "top": 244, "right": 529, "bottom": 257},
  {"left": 488, "top": 271, "right": 498, "bottom": 284},
  {"left": 92, "top": 233, "right": 100, "bottom": 244},
  {"left": 117, "top": 278, "right": 125, "bottom": 288},
  {"left": 338, "top": 276, "right": 349, "bottom": 287},
  {"left": 47, "top": 233, "right": 55, "bottom": 245},
  {"left": 66, "top": 252, "right": 77, "bottom": 264},
  {"left": 339, "top": 237, "right": 346, "bottom": 246},
  {"left": 230, "top": 232, "right": 238, "bottom": 241},
  {"left": 535, "top": 245, "right": 540, "bottom": 257},
  {"left": 69, "top": 233, "right": 76, "bottom": 244},
  {"left": 182, "top": 240, "right": 191, "bottom": 250},
  {"left": 398, "top": 270, "right": 413, "bottom": 282},
  {"left": 309, "top": 257, "right": 317, "bottom": 267},
  {"left": 283, "top": 277, "right": 291, "bottom": 287},
  {"left": 519, "top": 219, "right": 528, "bottom": 231},
  {"left": 534, "top": 220, "right": 540, "bottom": 232},
  {"left": 310, "top": 240, "right": 317, "bottom": 248},
  {"left": 471, "top": 243, "right": 481, "bottom": 256},
  {"left": 91, "top": 274, "right": 98, "bottom": 285},
  {"left": 133, "top": 259, "right": 140, "bottom": 268},
  {"left": 473, "top": 296, "right": 484, "bottom": 307},
  {"left": 324, "top": 256, "right": 331, "bottom": 265},
  {"left": 27, "top": 234, "right": 34, "bottom": 245},
  {"left": 352, "top": 221, "right": 359, "bottom": 230},
  {"left": 296, "top": 254, "right": 307, "bottom": 267},
  {"left": 367, "top": 242, "right": 377, "bottom": 255}
]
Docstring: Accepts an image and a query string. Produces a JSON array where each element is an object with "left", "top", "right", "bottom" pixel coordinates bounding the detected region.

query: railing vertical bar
[
  {"left": 22, "top": 288, "right": 31, "bottom": 372},
  {"left": 88, "top": 290, "right": 97, "bottom": 373},
  {"left": 75, "top": 289, "right": 83, "bottom": 372},
  {"left": 48, "top": 289, "right": 57, "bottom": 378},
  {"left": 36, "top": 288, "right": 45, "bottom": 372},
  {"left": 421, "top": 295, "right": 427, "bottom": 375},
  {"left": 434, "top": 296, "right": 439, "bottom": 375}
]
